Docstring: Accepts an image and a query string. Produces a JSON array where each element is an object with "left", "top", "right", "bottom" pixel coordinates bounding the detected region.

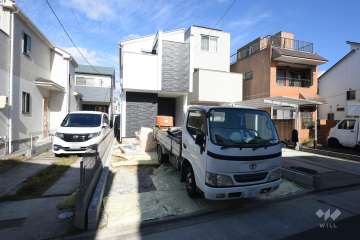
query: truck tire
[
  {"left": 185, "top": 165, "right": 198, "bottom": 198},
  {"left": 157, "top": 145, "right": 168, "bottom": 164},
  {"left": 328, "top": 138, "right": 340, "bottom": 147}
]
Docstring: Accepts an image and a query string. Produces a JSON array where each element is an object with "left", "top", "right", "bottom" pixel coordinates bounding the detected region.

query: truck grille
[
  {"left": 62, "top": 134, "right": 89, "bottom": 142},
  {"left": 234, "top": 172, "right": 268, "bottom": 183}
]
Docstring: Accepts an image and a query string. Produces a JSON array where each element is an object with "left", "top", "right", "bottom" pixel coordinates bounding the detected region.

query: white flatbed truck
[{"left": 155, "top": 105, "right": 283, "bottom": 200}]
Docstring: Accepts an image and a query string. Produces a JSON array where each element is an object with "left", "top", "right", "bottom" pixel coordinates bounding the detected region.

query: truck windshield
[
  {"left": 209, "top": 108, "right": 279, "bottom": 148},
  {"left": 61, "top": 114, "right": 102, "bottom": 127}
]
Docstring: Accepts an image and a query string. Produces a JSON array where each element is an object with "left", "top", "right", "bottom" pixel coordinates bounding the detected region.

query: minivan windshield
[
  {"left": 209, "top": 108, "right": 279, "bottom": 148},
  {"left": 61, "top": 113, "right": 102, "bottom": 127}
]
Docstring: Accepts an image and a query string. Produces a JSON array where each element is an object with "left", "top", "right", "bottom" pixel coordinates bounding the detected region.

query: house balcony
[
  {"left": 190, "top": 69, "right": 242, "bottom": 103},
  {"left": 276, "top": 76, "right": 312, "bottom": 88},
  {"left": 271, "top": 37, "right": 327, "bottom": 66}
]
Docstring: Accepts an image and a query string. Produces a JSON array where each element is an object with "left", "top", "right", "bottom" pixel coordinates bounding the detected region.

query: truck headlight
[
  {"left": 55, "top": 132, "right": 64, "bottom": 139},
  {"left": 88, "top": 132, "right": 100, "bottom": 139},
  {"left": 268, "top": 168, "right": 282, "bottom": 181},
  {"left": 206, "top": 172, "right": 234, "bottom": 187}
]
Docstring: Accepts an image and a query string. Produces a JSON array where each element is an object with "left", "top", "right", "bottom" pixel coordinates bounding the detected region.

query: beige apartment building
[{"left": 231, "top": 31, "right": 327, "bottom": 142}]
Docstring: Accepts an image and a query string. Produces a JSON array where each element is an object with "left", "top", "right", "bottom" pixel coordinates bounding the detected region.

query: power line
[
  {"left": 214, "top": 0, "right": 237, "bottom": 27},
  {"left": 45, "top": 0, "right": 100, "bottom": 74}
]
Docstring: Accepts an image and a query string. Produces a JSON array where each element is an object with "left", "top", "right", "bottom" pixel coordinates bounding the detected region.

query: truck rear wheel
[
  {"left": 157, "top": 145, "right": 168, "bottom": 164},
  {"left": 328, "top": 138, "right": 340, "bottom": 147},
  {"left": 185, "top": 165, "right": 198, "bottom": 198}
]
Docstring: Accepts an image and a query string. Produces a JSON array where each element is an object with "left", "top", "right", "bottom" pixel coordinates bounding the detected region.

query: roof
[
  {"left": 319, "top": 49, "right": 356, "bottom": 80},
  {"left": 272, "top": 47, "right": 327, "bottom": 62},
  {"left": 69, "top": 111, "right": 105, "bottom": 115},
  {"left": 187, "top": 105, "right": 259, "bottom": 112},
  {"left": 75, "top": 64, "right": 115, "bottom": 76},
  {"left": 191, "top": 25, "right": 223, "bottom": 32},
  {"left": 34, "top": 78, "right": 65, "bottom": 92},
  {"left": 236, "top": 96, "right": 324, "bottom": 109}
]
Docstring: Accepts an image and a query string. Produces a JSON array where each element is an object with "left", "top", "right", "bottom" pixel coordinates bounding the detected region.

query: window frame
[
  {"left": 22, "top": 91, "right": 31, "bottom": 114},
  {"left": 201, "top": 35, "right": 218, "bottom": 53},
  {"left": 186, "top": 110, "right": 206, "bottom": 139},
  {"left": 243, "top": 71, "right": 253, "bottom": 81},
  {"left": 23, "top": 32, "right": 31, "bottom": 56},
  {"left": 346, "top": 90, "right": 356, "bottom": 101},
  {"left": 338, "top": 119, "right": 356, "bottom": 130}
]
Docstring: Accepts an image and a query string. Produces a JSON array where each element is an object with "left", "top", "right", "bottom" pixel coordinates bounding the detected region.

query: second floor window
[
  {"left": 243, "top": 71, "right": 253, "bottom": 81},
  {"left": 201, "top": 35, "right": 217, "bottom": 53},
  {"left": 22, "top": 92, "right": 31, "bottom": 114},
  {"left": 23, "top": 33, "right": 31, "bottom": 56},
  {"left": 346, "top": 90, "right": 356, "bottom": 100}
]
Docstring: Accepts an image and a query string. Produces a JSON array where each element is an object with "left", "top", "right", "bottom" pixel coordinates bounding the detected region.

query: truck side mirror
[{"left": 195, "top": 133, "right": 205, "bottom": 153}]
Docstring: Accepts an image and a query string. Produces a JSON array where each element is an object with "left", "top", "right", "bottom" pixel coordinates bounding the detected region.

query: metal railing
[
  {"left": 271, "top": 37, "right": 314, "bottom": 53},
  {"left": 276, "top": 77, "right": 312, "bottom": 88},
  {"left": 230, "top": 52, "right": 237, "bottom": 64}
]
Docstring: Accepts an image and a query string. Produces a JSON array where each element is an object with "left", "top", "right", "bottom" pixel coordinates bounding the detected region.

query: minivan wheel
[
  {"left": 185, "top": 165, "right": 198, "bottom": 198},
  {"left": 157, "top": 145, "right": 168, "bottom": 164},
  {"left": 328, "top": 138, "right": 340, "bottom": 147}
]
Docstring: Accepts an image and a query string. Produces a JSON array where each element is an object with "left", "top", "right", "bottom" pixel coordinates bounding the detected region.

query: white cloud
[
  {"left": 62, "top": 46, "right": 117, "bottom": 67},
  {"left": 61, "top": 0, "right": 115, "bottom": 21}
]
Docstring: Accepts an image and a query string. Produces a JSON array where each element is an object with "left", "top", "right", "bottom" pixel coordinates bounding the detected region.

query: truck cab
[
  {"left": 180, "top": 106, "right": 282, "bottom": 200},
  {"left": 328, "top": 119, "right": 359, "bottom": 148}
]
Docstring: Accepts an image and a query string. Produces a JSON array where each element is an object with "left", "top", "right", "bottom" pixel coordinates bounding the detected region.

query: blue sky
[{"left": 17, "top": 0, "right": 360, "bottom": 80}]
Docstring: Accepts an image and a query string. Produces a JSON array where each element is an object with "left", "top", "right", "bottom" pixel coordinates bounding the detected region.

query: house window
[
  {"left": 336, "top": 107, "right": 345, "bottom": 112},
  {"left": 23, "top": 33, "right": 31, "bottom": 56},
  {"left": 22, "top": 92, "right": 31, "bottom": 114},
  {"left": 243, "top": 71, "right": 253, "bottom": 81},
  {"left": 346, "top": 90, "right": 356, "bottom": 100},
  {"left": 201, "top": 35, "right": 217, "bottom": 53},
  {"left": 327, "top": 113, "right": 334, "bottom": 120}
]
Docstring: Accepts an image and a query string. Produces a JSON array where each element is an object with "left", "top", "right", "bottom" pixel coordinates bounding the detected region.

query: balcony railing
[
  {"left": 276, "top": 77, "right": 312, "bottom": 88},
  {"left": 271, "top": 37, "right": 314, "bottom": 53}
]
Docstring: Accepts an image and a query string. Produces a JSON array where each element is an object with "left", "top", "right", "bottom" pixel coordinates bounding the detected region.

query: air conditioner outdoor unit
[{"left": 0, "top": 96, "right": 8, "bottom": 109}]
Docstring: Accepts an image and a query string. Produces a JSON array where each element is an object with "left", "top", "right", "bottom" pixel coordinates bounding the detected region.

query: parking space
[{"left": 101, "top": 143, "right": 307, "bottom": 230}]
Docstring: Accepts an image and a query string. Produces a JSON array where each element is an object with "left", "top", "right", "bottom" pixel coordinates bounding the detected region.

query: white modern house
[
  {"left": 319, "top": 41, "right": 360, "bottom": 120},
  {"left": 119, "top": 25, "right": 243, "bottom": 137},
  {"left": 0, "top": 0, "right": 79, "bottom": 154}
]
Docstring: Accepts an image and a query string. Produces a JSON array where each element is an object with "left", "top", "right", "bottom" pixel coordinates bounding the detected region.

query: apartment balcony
[
  {"left": 276, "top": 76, "right": 312, "bottom": 88},
  {"left": 190, "top": 69, "right": 242, "bottom": 103},
  {"left": 271, "top": 37, "right": 327, "bottom": 65}
]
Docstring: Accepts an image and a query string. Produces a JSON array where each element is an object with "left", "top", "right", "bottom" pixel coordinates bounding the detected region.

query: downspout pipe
[{"left": 7, "top": 3, "right": 17, "bottom": 154}]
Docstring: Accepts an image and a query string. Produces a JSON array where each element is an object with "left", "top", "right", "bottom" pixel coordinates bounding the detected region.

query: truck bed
[{"left": 155, "top": 127, "right": 182, "bottom": 158}]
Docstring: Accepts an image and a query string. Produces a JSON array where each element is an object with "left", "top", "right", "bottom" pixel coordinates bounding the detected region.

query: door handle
[{"left": 183, "top": 143, "right": 187, "bottom": 149}]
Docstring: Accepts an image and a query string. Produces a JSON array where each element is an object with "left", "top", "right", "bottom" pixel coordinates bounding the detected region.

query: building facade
[
  {"left": 319, "top": 41, "right": 360, "bottom": 120},
  {"left": 120, "top": 26, "right": 243, "bottom": 137},
  {"left": 0, "top": 0, "right": 79, "bottom": 154},
  {"left": 231, "top": 31, "right": 327, "bottom": 142},
  {"left": 74, "top": 65, "right": 115, "bottom": 116}
]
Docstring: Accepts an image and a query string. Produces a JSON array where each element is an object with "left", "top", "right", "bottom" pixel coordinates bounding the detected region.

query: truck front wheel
[
  {"left": 185, "top": 165, "right": 198, "bottom": 198},
  {"left": 328, "top": 138, "right": 340, "bottom": 147}
]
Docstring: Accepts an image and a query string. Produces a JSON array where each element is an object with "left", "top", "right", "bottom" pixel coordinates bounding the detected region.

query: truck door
[
  {"left": 337, "top": 119, "right": 357, "bottom": 147},
  {"left": 183, "top": 110, "right": 207, "bottom": 181}
]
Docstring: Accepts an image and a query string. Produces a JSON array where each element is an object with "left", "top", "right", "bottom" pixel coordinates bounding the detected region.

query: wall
[
  {"left": 10, "top": 15, "right": 52, "bottom": 146},
  {"left": 188, "top": 26, "right": 230, "bottom": 72},
  {"left": 122, "top": 51, "right": 159, "bottom": 91},
  {"left": 0, "top": 29, "right": 10, "bottom": 144},
  {"left": 319, "top": 49, "right": 360, "bottom": 120},
  {"left": 190, "top": 69, "right": 242, "bottom": 103},
  {"left": 125, "top": 92, "right": 158, "bottom": 137},
  {"left": 161, "top": 40, "right": 190, "bottom": 92},
  {"left": 230, "top": 48, "right": 271, "bottom": 100}
]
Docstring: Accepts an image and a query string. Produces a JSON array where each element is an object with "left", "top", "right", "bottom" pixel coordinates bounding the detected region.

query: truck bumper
[{"left": 203, "top": 179, "right": 281, "bottom": 200}]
